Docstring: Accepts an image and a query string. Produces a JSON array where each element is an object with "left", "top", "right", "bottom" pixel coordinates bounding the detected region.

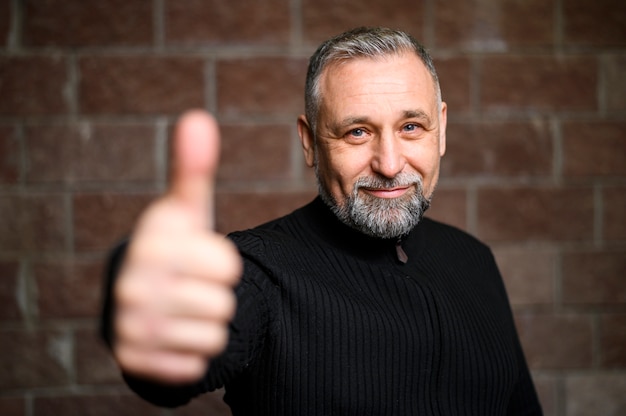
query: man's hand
[{"left": 113, "top": 110, "right": 242, "bottom": 384}]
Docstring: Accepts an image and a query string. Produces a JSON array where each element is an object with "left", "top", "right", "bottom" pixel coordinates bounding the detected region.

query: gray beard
[{"left": 317, "top": 172, "right": 431, "bottom": 239}]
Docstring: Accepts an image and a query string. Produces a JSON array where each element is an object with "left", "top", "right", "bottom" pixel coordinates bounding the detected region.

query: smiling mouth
[{"left": 361, "top": 186, "right": 411, "bottom": 199}]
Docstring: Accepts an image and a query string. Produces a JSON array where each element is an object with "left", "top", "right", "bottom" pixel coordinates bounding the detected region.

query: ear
[
  {"left": 297, "top": 115, "right": 316, "bottom": 167},
  {"left": 438, "top": 101, "right": 447, "bottom": 157}
]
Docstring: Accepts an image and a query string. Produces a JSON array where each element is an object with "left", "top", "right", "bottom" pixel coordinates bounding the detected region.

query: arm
[
  {"left": 100, "top": 111, "right": 243, "bottom": 403},
  {"left": 484, "top": 251, "right": 543, "bottom": 415},
  {"left": 506, "top": 332, "right": 543, "bottom": 415}
]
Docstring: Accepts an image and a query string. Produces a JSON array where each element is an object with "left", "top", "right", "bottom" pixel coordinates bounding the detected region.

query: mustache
[{"left": 353, "top": 173, "right": 423, "bottom": 190}]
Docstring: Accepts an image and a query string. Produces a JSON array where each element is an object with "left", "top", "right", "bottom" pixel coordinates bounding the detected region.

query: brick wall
[{"left": 1, "top": 1, "right": 624, "bottom": 415}]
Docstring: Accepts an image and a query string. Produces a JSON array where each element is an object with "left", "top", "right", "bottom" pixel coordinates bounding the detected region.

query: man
[{"left": 102, "top": 27, "right": 543, "bottom": 415}]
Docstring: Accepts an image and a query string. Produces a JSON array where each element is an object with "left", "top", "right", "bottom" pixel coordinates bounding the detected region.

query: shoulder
[
  {"left": 421, "top": 217, "right": 490, "bottom": 250},
  {"left": 418, "top": 218, "right": 508, "bottom": 298},
  {"left": 417, "top": 217, "right": 496, "bottom": 267},
  {"left": 226, "top": 208, "right": 305, "bottom": 258}
]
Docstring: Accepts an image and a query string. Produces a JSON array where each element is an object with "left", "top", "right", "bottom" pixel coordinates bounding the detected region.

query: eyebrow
[
  {"left": 403, "top": 109, "right": 432, "bottom": 124},
  {"left": 334, "top": 116, "right": 370, "bottom": 130},
  {"left": 332, "top": 109, "right": 433, "bottom": 131}
]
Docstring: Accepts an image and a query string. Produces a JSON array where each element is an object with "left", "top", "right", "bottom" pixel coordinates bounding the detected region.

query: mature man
[{"left": 102, "top": 27, "right": 543, "bottom": 415}]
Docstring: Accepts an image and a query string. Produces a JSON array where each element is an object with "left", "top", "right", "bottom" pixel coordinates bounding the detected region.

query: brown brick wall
[{"left": 1, "top": 1, "right": 624, "bottom": 415}]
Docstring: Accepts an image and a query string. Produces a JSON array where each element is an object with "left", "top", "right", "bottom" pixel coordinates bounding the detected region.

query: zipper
[{"left": 395, "top": 237, "right": 408, "bottom": 264}]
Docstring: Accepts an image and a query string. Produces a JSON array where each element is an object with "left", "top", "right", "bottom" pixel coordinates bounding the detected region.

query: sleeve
[
  {"left": 482, "top": 249, "right": 543, "bottom": 416},
  {"left": 99, "top": 238, "right": 271, "bottom": 408},
  {"left": 506, "top": 334, "right": 544, "bottom": 416}
]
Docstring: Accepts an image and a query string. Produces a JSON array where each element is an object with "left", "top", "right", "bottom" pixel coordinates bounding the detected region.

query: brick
[
  {"left": 493, "top": 247, "right": 555, "bottom": 305},
  {"left": 0, "top": 125, "right": 19, "bottom": 184},
  {"left": 599, "top": 314, "right": 626, "bottom": 368},
  {"left": 215, "top": 191, "right": 317, "bottom": 234},
  {"left": 302, "top": 0, "right": 425, "bottom": 44},
  {"left": 425, "top": 188, "right": 467, "bottom": 231},
  {"left": 603, "top": 187, "right": 626, "bottom": 241},
  {"left": 218, "top": 124, "right": 293, "bottom": 182},
  {"left": 79, "top": 56, "right": 204, "bottom": 115},
  {"left": 564, "top": 0, "right": 626, "bottom": 46},
  {"left": 0, "top": 56, "right": 68, "bottom": 116},
  {"left": 565, "top": 374, "right": 626, "bottom": 416},
  {"left": 476, "top": 187, "right": 594, "bottom": 242},
  {"left": 0, "top": 196, "right": 25, "bottom": 251},
  {"left": 166, "top": 0, "right": 290, "bottom": 46},
  {"left": 435, "top": 57, "right": 472, "bottom": 114},
  {"left": 562, "top": 121, "right": 626, "bottom": 177},
  {"left": 0, "top": 397, "right": 26, "bottom": 416},
  {"left": 442, "top": 121, "right": 553, "bottom": 178},
  {"left": 605, "top": 55, "right": 626, "bottom": 112},
  {"left": 0, "top": 261, "right": 21, "bottom": 320},
  {"left": 481, "top": 55, "right": 597, "bottom": 113},
  {"left": 34, "top": 258, "right": 105, "bottom": 319},
  {"left": 24, "top": 123, "right": 157, "bottom": 184},
  {"left": 170, "top": 388, "right": 231, "bottom": 415},
  {"left": 515, "top": 312, "right": 593, "bottom": 369},
  {"left": 217, "top": 58, "right": 308, "bottom": 119},
  {"left": 75, "top": 328, "right": 122, "bottom": 384},
  {"left": 23, "top": 0, "right": 152, "bottom": 47},
  {"left": 562, "top": 250, "right": 626, "bottom": 305},
  {"left": 435, "top": 0, "right": 554, "bottom": 49},
  {"left": 0, "top": 329, "right": 71, "bottom": 389},
  {"left": 33, "top": 394, "right": 162, "bottom": 416},
  {"left": 73, "top": 193, "right": 155, "bottom": 251},
  {"left": 0, "top": 194, "right": 67, "bottom": 252}
]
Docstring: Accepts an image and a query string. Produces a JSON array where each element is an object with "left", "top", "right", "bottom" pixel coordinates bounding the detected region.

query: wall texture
[{"left": 1, "top": 0, "right": 625, "bottom": 415}]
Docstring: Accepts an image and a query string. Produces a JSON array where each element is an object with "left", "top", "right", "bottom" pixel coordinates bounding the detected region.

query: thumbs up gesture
[{"left": 113, "top": 110, "right": 242, "bottom": 384}]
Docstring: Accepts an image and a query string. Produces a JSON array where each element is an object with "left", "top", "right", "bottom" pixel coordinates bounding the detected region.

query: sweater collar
[{"left": 297, "top": 197, "right": 427, "bottom": 265}]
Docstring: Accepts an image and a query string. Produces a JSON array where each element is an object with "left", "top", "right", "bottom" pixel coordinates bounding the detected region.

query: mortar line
[{"left": 8, "top": 0, "right": 23, "bottom": 50}]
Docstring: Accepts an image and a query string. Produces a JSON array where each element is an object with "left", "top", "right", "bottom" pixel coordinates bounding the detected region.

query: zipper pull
[{"left": 396, "top": 238, "right": 408, "bottom": 264}]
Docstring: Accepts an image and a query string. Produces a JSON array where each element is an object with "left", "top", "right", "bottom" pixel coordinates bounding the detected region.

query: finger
[
  {"left": 117, "top": 312, "right": 230, "bottom": 356},
  {"left": 128, "top": 232, "right": 242, "bottom": 286},
  {"left": 164, "top": 279, "right": 237, "bottom": 321},
  {"left": 115, "top": 344, "right": 209, "bottom": 384},
  {"left": 116, "top": 270, "right": 237, "bottom": 322},
  {"left": 169, "top": 109, "right": 220, "bottom": 229},
  {"left": 170, "top": 233, "right": 242, "bottom": 285},
  {"left": 155, "top": 319, "right": 230, "bottom": 355}
]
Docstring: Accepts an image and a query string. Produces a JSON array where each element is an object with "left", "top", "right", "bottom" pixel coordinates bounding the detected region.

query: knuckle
[
  {"left": 114, "top": 274, "right": 142, "bottom": 306},
  {"left": 113, "top": 343, "right": 142, "bottom": 374},
  {"left": 220, "top": 290, "right": 237, "bottom": 320},
  {"left": 197, "top": 324, "right": 229, "bottom": 357},
  {"left": 115, "top": 310, "right": 150, "bottom": 344},
  {"left": 204, "top": 285, "right": 237, "bottom": 321}
]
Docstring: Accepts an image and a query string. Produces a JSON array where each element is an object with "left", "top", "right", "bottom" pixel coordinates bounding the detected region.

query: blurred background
[{"left": 0, "top": 0, "right": 624, "bottom": 415}]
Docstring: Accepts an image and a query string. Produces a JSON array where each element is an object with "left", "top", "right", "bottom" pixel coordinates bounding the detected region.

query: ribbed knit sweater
[{"left": 104, "top": 197, "right": 542, "bottom": 415}]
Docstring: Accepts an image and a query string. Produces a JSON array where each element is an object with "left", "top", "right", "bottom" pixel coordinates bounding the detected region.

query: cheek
[
  {"left": 406, "top": 149, "right": 441, "bottom": 187},
  {"left": 421, "top": 157, "right": 442, "bottom": 195},
  {"left": 318, "top": 148, "right": 367, "bottom": 197}
]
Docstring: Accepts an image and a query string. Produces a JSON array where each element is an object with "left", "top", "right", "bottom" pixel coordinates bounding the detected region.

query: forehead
[{"left": 318, "top": 52, "right": 437, "bottom": 115}]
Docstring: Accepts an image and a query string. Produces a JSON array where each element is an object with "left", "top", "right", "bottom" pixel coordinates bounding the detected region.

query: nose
[{"left": 371, "top": 132, "right": 406, "bottom": 179}]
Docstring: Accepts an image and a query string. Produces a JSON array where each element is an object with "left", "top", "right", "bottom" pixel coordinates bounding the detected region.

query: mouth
[{"left": 361, "top": 186, "right": 412, "bottom": 199}]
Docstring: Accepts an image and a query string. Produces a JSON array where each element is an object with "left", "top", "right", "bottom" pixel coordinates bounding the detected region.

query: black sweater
[{"left": 104, "top": 197, "right": 542, "bottom": 415}]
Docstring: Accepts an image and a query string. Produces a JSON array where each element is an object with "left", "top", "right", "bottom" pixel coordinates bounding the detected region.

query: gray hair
[{"left": 304, "top": 27, "right": 441, "bottom": 136}]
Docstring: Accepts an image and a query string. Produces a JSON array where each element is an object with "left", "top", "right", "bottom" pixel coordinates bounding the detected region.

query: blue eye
[
  {"left": 350, "top": 128, "right": 365, "bottom": 137},
  {"left": 404, "top": 123, "right": 418, "bottom": 131}
]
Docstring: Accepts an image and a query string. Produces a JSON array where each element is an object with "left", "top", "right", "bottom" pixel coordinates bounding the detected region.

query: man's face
[{"left": 298, "top": 52, "right": 447, "bottom": 239}]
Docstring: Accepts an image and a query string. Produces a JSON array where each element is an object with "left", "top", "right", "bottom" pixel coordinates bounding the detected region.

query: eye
[
  {"left": 343, "top": 127, "right": 370, "bottom": 142},
  {"left": 403, "top": 123, "right": 420, "bottom": 132},
  {"left": 349, "top": 128, "right": 366, "bottom": 137}
]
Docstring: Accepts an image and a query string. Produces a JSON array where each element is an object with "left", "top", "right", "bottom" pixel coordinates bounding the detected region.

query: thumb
[{"left": 169, "top": 109, "right": 220, "bottom": 230}]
